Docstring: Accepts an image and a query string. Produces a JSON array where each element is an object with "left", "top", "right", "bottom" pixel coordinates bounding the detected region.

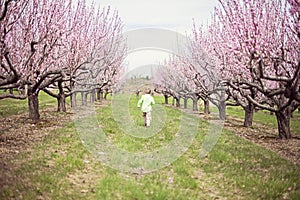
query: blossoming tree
[{"left": 215, "top": 0, "right": 300, "bottom": 139}]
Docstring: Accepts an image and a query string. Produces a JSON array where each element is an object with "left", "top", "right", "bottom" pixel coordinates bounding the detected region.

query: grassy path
[{"left": 0, "top": 94, "right": 299, "bottom": 199}]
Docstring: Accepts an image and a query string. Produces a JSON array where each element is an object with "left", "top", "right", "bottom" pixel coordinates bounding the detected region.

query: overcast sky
[{"left": 85, "top": 0, "right": 219, "bottom": 76}]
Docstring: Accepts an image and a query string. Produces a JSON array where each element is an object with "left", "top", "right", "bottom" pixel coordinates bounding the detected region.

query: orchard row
[
  {"left": 0, "top": 0, "right": 299, "bottom": 139},
  {"left": 0, "top": 0, "right": 126, "bottom": 119},
  {"left": 152, "top": 0, "right": 299, "bottom": 139}
]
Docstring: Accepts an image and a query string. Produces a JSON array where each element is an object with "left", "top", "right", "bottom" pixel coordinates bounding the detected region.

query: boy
[{"left": 137, "top": 88, "right": 155, "bottom": 127}]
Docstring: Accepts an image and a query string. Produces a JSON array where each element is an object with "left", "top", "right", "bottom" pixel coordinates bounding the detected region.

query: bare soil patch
[
  {"left": 0, "top": 109, "right": 71, "bottom": 159},
  {"left": 0, "top": 108, "right": 71, "bottom": 193}
]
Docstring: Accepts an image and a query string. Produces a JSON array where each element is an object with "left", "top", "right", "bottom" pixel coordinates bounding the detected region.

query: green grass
[
  {"left": 1, "top": 95, "right": 299, "bottom": 199},
  {"left": 96, "top": 95, "right": 180, "bottom": 152}
]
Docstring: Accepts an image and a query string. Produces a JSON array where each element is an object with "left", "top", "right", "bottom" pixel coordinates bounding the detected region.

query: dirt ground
[
  {"left": 0, "top": 109, "right": 71, "bottom": 160},
  {"left": 0, "top": 109, "right": 71, "bottom": 192}
]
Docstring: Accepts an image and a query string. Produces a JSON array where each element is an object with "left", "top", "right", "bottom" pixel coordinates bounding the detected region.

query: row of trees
[
  {"left": 153, "top": 0, "right": 300, "bottom": 139},
  {"left": 0, "top": 0, "right": 127, "bottom": 120},
  {"left": 1, "top": 0, "right": 298, "bottom": 139}
]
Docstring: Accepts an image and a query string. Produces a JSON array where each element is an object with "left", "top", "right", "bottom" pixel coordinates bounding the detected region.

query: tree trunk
[
  {"left": 28, "top": 90, "right": 40, "bottom": 121},
  {"left": 71, "top": 92, "right": 77, "bottom": 107},
  {"left": 183, "top": 98, "right": 188, "bottom": 109},
  {"left": 218, "top": 100, "right": 226, "bottom": 120},
  {"left": 270, "top": 103, "right": 275, "bottom": 115},
  {"left": 172, "top": 97, "right": 175, "bottom": 106},
  {"left": 104, "top": 92, "right": 109, "bottom": 100},
  {"left": 275, "top": 109, "right": 292, "bottom": 139},
  {"left": 81, "top": 92, "right": 84, "bottom": 105},
  {"left": 243, "top": 103, "right": 254, "bottom": 127},
  {"left": 204, "top": 99, "right": 210, "bottom": 114},
  {"left": 164, "top": 94, "right": 168, "bottom": 104},
  {"left": 57, "top": 81, "right": 66, "bottom": 112},
  {"left": 192, "top": 98, "right": 198, "bottom": 111},
  {"left": 57, "top": 94, "right": 66, "bottom": 112},
  {"left": 175, "top": 97, "right": 180, "bottom": 107},
  {"left": 90, "top": 89, "right": 95, "bottom": 103},
  {"left": 9, "top": 88, "right": 13, "bottom": 94},
  {"left": 82, "top": 92, "right": 88, "bottom": 106},
  {"left": 97, "top": 89, "right": 103, "bottom": 101}
]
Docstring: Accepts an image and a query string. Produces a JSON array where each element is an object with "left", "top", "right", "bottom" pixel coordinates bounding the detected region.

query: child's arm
[{"left": 137, "top": 96, "right": 143, "bottom": 107}]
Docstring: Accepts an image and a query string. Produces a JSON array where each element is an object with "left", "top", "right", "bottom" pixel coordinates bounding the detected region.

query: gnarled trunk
[
  {"left": 28, "top": 90, "right": 40, "bottom": 121},
  {"left": 243, "top": 103, "right": 254, "bottom": 127},
  {"left": 204, "top": 99, "right": 210, "bottom": 114},
  {"left": 275, "top": 109, "right": 292, "bottom": 139},
  {"left": 57, "top": 94, "right": 66, "bottom": 112},
  {"left": 57, "top": 81, "right": 66, "bottom": 112}
]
